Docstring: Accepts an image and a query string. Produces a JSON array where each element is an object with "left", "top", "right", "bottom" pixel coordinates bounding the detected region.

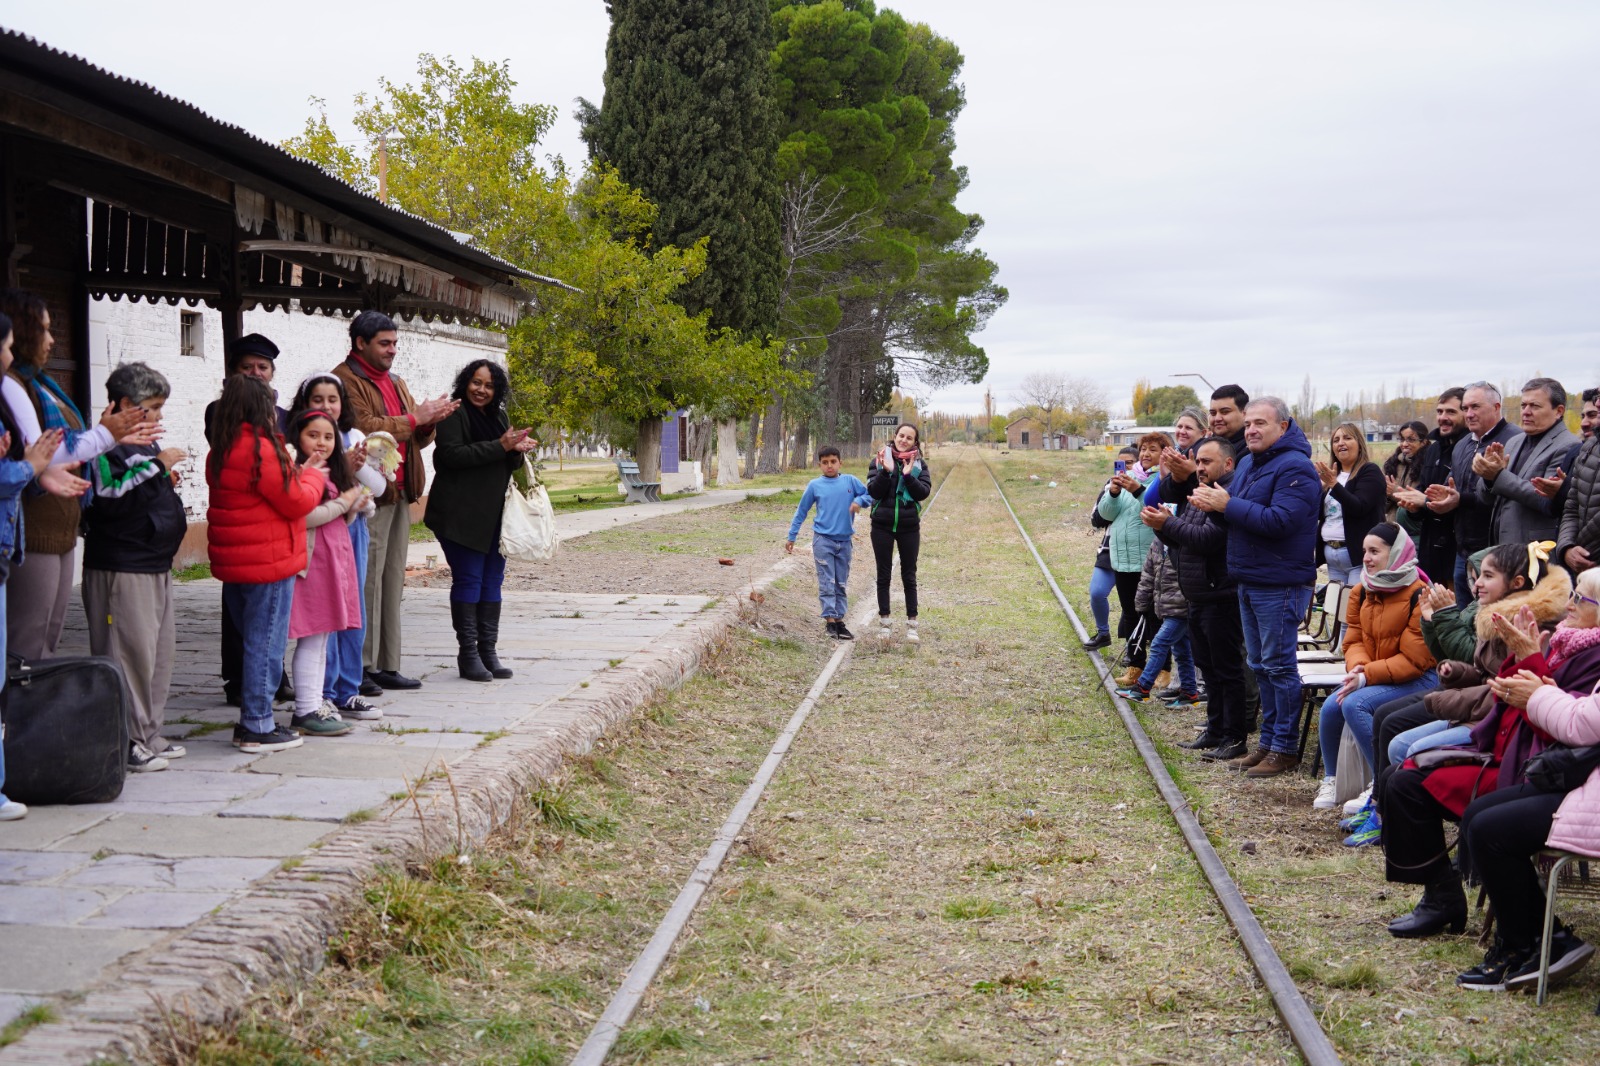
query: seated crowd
[
  {"left": 1087, "top": 378, "right": 1600, "bottom": 996},
  {"left": 0, "top": 297, "right": 536, "bottom": 822}
]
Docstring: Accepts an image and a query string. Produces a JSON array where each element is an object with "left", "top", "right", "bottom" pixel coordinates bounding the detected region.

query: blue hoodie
[{"left": 1222, "top": 419, "right": 1321, "bottom": 587}]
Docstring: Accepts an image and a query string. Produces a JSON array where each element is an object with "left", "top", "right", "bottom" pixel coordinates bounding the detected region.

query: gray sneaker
[{"left": 291, "top": 701, "right": 354, "bottom": 737}]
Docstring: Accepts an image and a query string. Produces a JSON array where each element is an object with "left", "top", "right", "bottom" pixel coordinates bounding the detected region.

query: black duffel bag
[{"left": 1, "top": 654, "right": 130, "bottom": 805}]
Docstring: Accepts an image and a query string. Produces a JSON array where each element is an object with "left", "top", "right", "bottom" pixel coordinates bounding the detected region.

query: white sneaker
[
  {"left": 0, "top": 800, "right": 26, "bottom": 821},
  {"left": 160, "top": 744, "right": 187, "bottom": 759},
  {"left": 1342, "top": 787, "right": 1373, "bottom": 816},
  {"left": 905, "top": 620, "right": 920, "bottom": 644},
  {"left": 1313, "top": 776, "right": 1339, "bottom": 809},
  {"left": 878, "top": 617, "right": 893, "bottom": 640}
]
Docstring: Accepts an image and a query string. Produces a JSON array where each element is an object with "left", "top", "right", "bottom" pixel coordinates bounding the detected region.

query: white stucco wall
[{"left": 86, "top": 298, "right": 507, "bottom": 520}]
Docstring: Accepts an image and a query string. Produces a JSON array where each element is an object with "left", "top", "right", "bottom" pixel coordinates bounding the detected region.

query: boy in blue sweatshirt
[{"left": 786, "top": 446, "right": 870, "bottom": 639}]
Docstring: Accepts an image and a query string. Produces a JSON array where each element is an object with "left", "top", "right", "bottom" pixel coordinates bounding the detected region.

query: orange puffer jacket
[
  {"left": 206, "top": 427, "right": 326, "bottom": 584},
  {"left": 1342, "top": 579, "right": 1437, "bottom": 686}
]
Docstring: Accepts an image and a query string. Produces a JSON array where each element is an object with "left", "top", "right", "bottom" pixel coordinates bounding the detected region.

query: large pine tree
[{"left": 590, "top": 0, "right": 782, "bottom": 338}]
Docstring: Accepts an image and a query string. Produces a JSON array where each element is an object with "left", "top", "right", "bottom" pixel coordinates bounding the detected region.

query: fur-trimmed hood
[{"left": 1473, "top": 566, "right": 1572, "bottom": 640}]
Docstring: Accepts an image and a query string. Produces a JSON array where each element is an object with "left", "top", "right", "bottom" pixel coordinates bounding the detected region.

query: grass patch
[
  {"left": 942, "top": 897, "right": 1007, "bottom": 921},
  {"left": 0, "top": 1005, "right": 55, "bottom": 1048},
  {"left": 527, "top": 787, "right": 617, "bottom": 839},
  {"left": 172, "top": 561, "right": 212, "bottom": 582}
]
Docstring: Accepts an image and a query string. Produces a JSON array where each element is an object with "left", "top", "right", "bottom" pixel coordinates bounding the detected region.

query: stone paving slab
[
  {"left": 0, "top": 927, "right": 163, "bottom": 995},
  {"left": 219, "top": 775, "right": 411, "bottom": 823},
  {"left": 52, "top": 814, "right": 337, "bottom": 859},
  {"left": 0, "top": 492, "right": 781, "bottom": 1059}
]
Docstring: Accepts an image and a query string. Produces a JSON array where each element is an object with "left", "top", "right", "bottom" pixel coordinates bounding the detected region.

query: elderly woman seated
[{"left": 1379, "top": 555, "right": 1600, "bottom": 942}]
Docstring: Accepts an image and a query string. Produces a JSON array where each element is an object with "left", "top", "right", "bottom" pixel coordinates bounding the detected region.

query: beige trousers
[
  {"left": 363, "top": 501, "right": 411, "bottom": 673},
  {"left": 82, "top": 568, "right": 176, "bottom": 753},
  {"left": 7, "top": 545, "right": 76, "bottom": 661}
]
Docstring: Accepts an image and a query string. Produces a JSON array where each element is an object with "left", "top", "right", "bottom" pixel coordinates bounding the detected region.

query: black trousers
[
  {"left": 871, "top": 524, "right": 920, "bottom": 618},
  {"left": 1190, "top": 597, "right": 1248, "bottom": 742},
  {"left": 1383, "top": 765, "right": 1487, "bottom": 885},
  {"left": 1460, "top": 782, "right": 1565, "bottom": 946},
  {"left": 1113, "top": 569, "right": 1157, "bottom": 669}
]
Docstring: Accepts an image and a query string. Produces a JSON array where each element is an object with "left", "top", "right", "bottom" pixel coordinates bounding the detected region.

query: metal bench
[{"left": 616, "top": 458, "right": 662, "bottom": 504}]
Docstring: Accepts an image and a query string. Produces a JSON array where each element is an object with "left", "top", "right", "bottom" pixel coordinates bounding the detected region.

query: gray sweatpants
[
  {"left": 364, "top": 501, "right": 410, "bottom": 673},
  {"left": 82, "top": 569, "right": 176, "bottom": 753}
]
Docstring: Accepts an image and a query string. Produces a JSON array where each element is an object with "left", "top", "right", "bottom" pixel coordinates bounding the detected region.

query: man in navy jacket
[{"left": 1190, "top": 397, "right": 1321, "bottom": 778}]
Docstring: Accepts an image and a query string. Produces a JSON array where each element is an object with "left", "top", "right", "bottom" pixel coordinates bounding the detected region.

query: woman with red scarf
[
  {"left": 866, "top": 424, "right": 932, "bottom": 644},
  {"left": 1381, "top": 542, "right": 1600, "bottom": 941}
]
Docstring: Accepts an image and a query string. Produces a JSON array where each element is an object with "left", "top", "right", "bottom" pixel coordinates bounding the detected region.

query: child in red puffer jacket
[{"left": 206, "top": 375, "right": 325, "bottom": 753}]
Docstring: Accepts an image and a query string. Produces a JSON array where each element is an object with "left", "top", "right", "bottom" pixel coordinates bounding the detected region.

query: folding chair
[
  {"left": 1533, "top": 850, "right": 1600, "bottom": 1005},
  {"left": 1295, "top": 664, "right": 1350, "bottom": 773}
]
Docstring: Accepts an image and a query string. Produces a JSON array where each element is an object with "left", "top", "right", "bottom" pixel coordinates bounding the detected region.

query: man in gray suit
[{"left": 1477, "top": 377, "right": 1577, "bottom": 546}]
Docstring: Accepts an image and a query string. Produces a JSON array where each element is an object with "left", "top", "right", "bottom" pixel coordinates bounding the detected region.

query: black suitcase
[{"left": 2, "top": 654, "right": 130, "bottom": 804}]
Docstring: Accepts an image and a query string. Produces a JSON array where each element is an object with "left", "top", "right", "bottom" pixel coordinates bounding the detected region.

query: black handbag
[
  {"left": 1525, "top": 744, "right": 1600, "bottom": 794},
  {"left": 1, "top": 654, "right": 130, "bottom": 805}
]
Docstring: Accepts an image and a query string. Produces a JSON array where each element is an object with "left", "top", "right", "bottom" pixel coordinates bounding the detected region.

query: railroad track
[{"left": 572, "top": 447, "right": 1340, "bottom": 1065}]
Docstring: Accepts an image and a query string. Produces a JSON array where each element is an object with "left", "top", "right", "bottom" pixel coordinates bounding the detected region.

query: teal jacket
[{"left": 1096, "top": 472, "right": 1157, "bottom": 572}]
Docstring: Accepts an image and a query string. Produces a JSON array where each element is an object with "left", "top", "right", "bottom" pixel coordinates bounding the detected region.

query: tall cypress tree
[{"left": 590, "top": 0, "right": 782, "bottom": 338}]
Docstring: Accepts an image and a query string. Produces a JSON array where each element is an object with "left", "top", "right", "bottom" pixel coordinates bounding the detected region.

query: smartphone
[{"left": 1113, "top": 459, "right": 1127, "bottom": 475}]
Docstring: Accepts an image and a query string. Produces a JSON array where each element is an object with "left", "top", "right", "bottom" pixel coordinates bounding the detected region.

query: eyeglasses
[{"left": 1571, "top": 591, "right": 1600, "bottom": 609}]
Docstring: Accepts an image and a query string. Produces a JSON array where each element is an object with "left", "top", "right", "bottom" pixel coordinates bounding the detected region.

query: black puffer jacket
[
  {"left": 865, "top": 455, "right": 931, "bottom": 529},
  {"left": 1557, "top": 435, "right": 1600, "bottom": 569},
  {"left": 1153, "top": 469, "right": 1235, "bottom": 604}
]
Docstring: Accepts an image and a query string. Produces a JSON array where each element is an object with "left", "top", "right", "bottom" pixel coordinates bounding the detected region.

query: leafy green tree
[
  {"left": 1134, "top": 385, "right": 1202, "bottom": 426},
  {"left": 285, "top": 55, "right": 783, "bottom": 476},
  {"left": 585, "top": 0, "right": 782, "bottom": 338}
]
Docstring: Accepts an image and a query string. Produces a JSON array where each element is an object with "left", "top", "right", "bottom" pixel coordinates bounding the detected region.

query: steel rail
[
  {"left": 571, "top": 462, "right": 952, "bottom": 1065},
  {"left": 978, "top": 451, "right": 1341, "bottom": 1066}
]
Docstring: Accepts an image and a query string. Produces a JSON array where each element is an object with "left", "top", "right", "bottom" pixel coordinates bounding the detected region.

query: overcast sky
[{"left": 8, "top": 1, "right": 1598, "bottom": 418}]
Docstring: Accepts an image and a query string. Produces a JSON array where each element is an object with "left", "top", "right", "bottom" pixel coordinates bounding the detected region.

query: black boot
[
  {"left": 1388, "top": 872, "right": 1468, "bottom": 938},
  {"left": 476, "top": 601, "right": 512, "bottom": 679},
  {"left": 451, "top": 602, "right": 492, "bottom": 682}
]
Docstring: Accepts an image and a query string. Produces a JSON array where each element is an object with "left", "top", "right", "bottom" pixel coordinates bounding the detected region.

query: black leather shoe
[
  {"left": 1389, "top": 880, "right": 1468, "bottom": 939},
  {"left": 370, "top": 670, "right": 423, "bottom": 690},
  {"left": 1202, "top": 739, "right": 1249, "bottom": 761},
  {"left": 274, "top": 674, "right": 295, "bottom": 707},
  {"left": 1179, "top": 732, "right": 1223, "bottom": 750},
  {"left": 359, "top": 675, "right": 384, "bottom": 697},
  {"left": 1081, "top": 632, "right": 1112, "bottom": 651}
]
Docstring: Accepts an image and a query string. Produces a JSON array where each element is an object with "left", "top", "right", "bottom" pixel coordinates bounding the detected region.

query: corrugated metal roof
[{"left": 0, "top": 26, "right": 555, "bottom": 287}]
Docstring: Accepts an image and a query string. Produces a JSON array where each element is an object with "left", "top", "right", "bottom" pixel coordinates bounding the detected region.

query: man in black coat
[
  {"left": 1144, "top": 437, "right": 1249, "bottom": 759},
  {"left": 1392, "top": 387, "right": 1466, "bottom": 592}
]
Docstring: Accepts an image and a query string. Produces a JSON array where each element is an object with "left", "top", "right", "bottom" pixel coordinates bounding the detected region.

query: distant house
[{"left": 1006, "top": 416, "right": 1044, "bottom": 449}]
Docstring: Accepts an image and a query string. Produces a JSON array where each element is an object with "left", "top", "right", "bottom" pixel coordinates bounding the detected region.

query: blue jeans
[
  {"left": 1089, "top": 566, "right": 1115, "bottom": 636},
  {"left": 438, "top": 535, "right": 507, "bottom": 604},
  {"left": 222, "top": 577, "right": 294, "bottom": 735},
  {"left": 0, "top": 564, "right": 9, "bottom": 807},
  {"left": 324, "top": 515, "right": 369, "bottom": 705},
  {"left": 1138, "top": 618, "right": 1195, "bottom": 692},
  {"left": 1389, "top": 720, "right": 1473, "bottom": 766},
  {"left": 1319, "top": 671, "right": 1439, "bottom": 775},
  {"left": 1239, "top": 584, "right": 1314, "bottom": 754},
  {"left": 1324, "top": 545, "right": 1362, "bottom": 587},
  {"left": 1454, "top": 554, "right": 1473, "bottom": 609},
  {"left": 813, "top": 534, "right": 852, "bottom": 619}
]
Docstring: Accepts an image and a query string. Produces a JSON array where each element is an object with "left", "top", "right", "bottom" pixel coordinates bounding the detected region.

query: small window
[
  {"left": 180, "top": 311, "right": 203, "bottom": 357},
  {"left": 1021, "top": 431, "right": 1030, "bottom": 446}
]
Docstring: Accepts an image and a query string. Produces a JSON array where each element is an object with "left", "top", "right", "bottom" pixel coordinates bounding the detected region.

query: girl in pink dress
[{"left": 286, "top": 411, "right": 367, "bottom": 737}]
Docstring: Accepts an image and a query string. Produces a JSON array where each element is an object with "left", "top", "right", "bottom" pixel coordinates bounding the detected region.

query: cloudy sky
[{"left": 7, "top": 1, "right": 1598, "bottom": 417}]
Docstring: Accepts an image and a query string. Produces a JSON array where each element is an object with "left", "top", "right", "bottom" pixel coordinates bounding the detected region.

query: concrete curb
[{"left": 0, "top": 556, "right": 805, "bottom": 1065}]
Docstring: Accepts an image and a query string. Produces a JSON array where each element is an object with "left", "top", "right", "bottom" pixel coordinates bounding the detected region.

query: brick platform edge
[{"left": 0, "top": 556, "right": 803, "bottom": 1065}]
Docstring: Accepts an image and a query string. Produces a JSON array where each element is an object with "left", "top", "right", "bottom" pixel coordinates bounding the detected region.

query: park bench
[{"left": 616, "top": 458, "right": 663, "bottom": 504}]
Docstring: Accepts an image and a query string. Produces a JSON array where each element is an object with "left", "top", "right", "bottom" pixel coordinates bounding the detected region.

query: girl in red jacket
[{"left": 206, "top": 376, "right": 325, "bottom": 753}]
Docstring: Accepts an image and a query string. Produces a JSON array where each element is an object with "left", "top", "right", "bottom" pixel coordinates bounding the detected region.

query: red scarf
[
  {"left": 351, "top": 351, "right": 408, "bottom": 486},
  {"left": 893, "top": 447, "right": 920, "bottom": 463}
]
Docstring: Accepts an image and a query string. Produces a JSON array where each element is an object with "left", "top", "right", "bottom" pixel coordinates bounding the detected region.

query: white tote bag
[{"left": 500, "top": 459, "right": 557, "bottom": 562}]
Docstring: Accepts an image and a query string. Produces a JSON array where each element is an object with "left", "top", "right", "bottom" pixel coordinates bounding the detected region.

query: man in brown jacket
[{"left": 334, "top": 311, "right": 458, "bottom": 689}]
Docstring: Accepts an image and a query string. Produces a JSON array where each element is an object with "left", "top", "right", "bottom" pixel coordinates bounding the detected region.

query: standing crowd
[
  {"left": 0, "top": 302, "right": 536, "bottom": 821},
  {"left": 1087, "top": 379, "right": 1600, "bottom": 996}
]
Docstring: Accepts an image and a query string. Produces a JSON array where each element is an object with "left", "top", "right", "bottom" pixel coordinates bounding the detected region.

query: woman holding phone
[{"left": 866, "top": 424, "right": 932, "bottom": 642}]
